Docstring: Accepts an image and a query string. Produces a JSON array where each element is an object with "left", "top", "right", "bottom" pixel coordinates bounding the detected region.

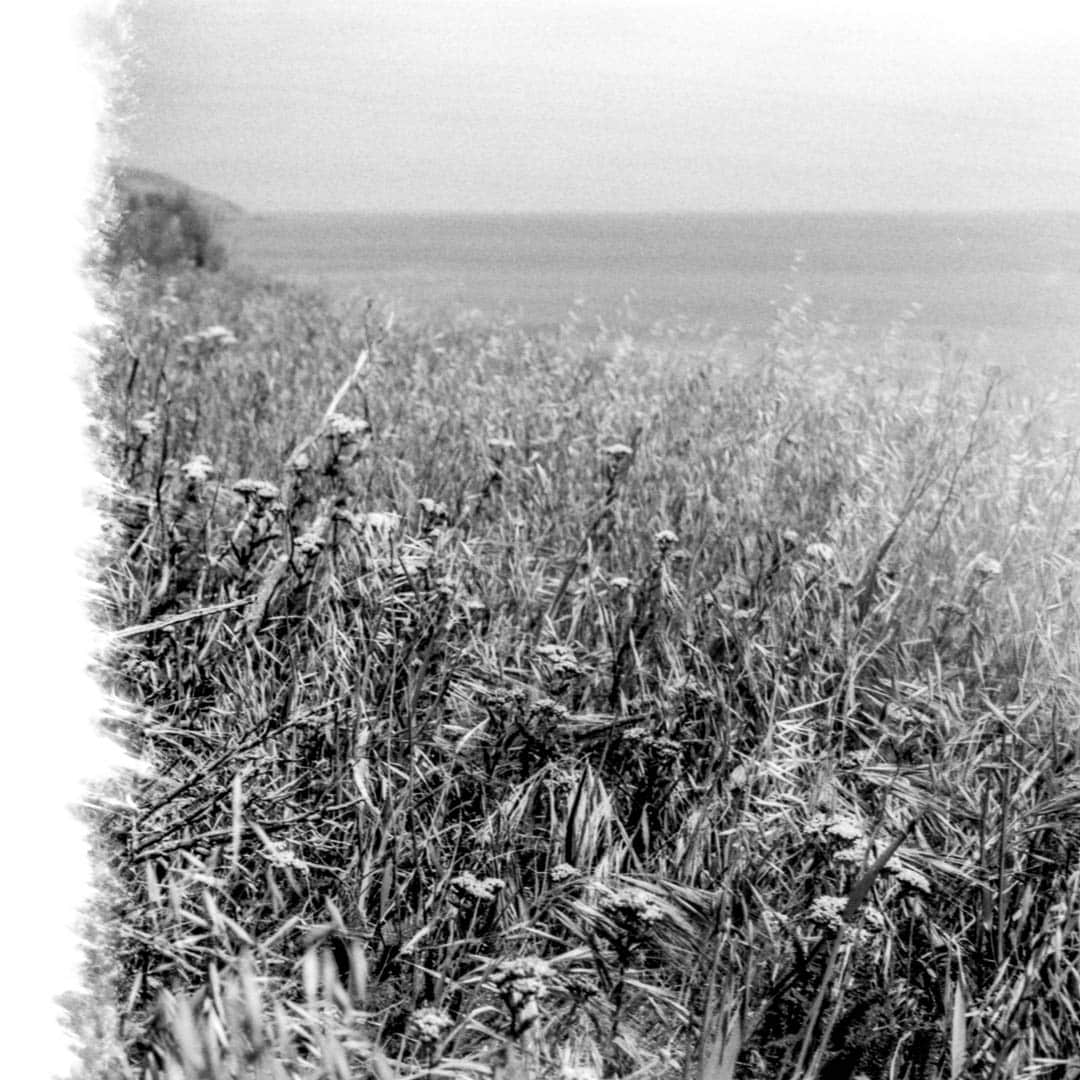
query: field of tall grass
[{"left": 77, "top": 260, "right": 1080, "bottom": 1080}]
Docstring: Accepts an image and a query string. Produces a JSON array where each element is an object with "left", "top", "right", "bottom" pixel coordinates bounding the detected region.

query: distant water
[{"left": 226, "top": 212, "right": 1080, "bottom": 360}]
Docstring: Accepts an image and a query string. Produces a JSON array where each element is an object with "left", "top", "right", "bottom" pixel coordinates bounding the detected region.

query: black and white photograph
[{"left": 27, "top": 2, "right": 1080, "bottom": 1077}]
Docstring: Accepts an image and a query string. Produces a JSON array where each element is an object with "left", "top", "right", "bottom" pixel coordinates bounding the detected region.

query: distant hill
[{"left": 111, "top": 165, "right": 245, "bottom": 221}]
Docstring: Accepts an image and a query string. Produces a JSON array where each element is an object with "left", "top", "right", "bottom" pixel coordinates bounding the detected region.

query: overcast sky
[{"left": 120, "top": 0, "right": 1080, "bottom": 214}]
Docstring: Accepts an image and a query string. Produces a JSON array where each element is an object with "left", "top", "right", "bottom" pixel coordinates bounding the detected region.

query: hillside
[{"left": 110, "top": 164, "right": 244, "bottom": 220}]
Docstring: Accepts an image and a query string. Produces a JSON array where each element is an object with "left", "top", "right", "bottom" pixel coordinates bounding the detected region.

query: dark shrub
[{"left": 106, "top": 187, "right": 227, "bottom": 273}]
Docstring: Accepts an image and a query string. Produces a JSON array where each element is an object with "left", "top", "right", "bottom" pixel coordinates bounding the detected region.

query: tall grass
[{"left": 77, "top": 262, "right": 1080, "bottom": 1080}]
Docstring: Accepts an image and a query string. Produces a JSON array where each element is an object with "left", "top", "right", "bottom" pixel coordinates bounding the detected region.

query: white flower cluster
[
  {"left": 180, "top": 325, "right": 237, "bottom": 350},
  {"left": 807, "top": 895, "right": 848, "bottom": 930},
  {"left": 493, "top": 956, "right": 554, "bottom": 998},
  {"left": 233, "top": 478, "right": 280, "bottom": 502},
  {"left": 807, "top": 812, "right": 864, "bottom": 845},
  {"left": 536, "top": 642, "right": 583, "bottom": 678},
  {"left": 181, "top": 455, "right": 215, "bottom": 483},
  {"left": 968, "top": 552, "right": 1002, "bottom": 579},
  {"left": 133, "top": 410, "right": 158, "bottom": 437},
  {"left": 293, "top": 531, "right": 325, "bottom": 556},
  {"left": 883, "top": 858, "right": 931, "bottom": 894},
  {"left": 599, "top": 887, "right": 664, "bottom": 929},
  {"left": 450, "top": 872, "right": 506, "bottom": 902},
  {"left": 408, "top": 1006, "right": 452, "bottom": 1044},
  {"left": 325, "top": 413, "right": 370, "bottom": 441},
  {"left": 654, "top": 529, "right": 679, "bottom": 552}
]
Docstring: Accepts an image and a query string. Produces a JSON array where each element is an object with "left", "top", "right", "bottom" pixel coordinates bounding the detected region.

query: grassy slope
[{"left": 79, "top": 264, "right": 1080, "bottom": 1080}]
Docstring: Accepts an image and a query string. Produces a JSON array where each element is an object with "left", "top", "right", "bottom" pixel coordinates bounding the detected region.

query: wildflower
[
  {"left": 180, "top": 455, "right": 214, "bottom": 483},
  {"left": 133, "top": 411, "right": 158, "bottom": 437},
  {"left": 288, "top": 451, "right": 311, "bottom": 473},
  {"left": 834, "top": 839, "right": 880, "bottom": 866},
  {"left": 180, "top": 326, "right": 237, "bottom": 350},
  {"left": 968, "top": 553, "right": 1002, "bottom": 580},
  {"left": 360, "top": 510, "right": 401, "bottom": 535},
  {"left": 325, "top": 413, "right": 370, "bottom": 441},
  {"left": 884, "top": 858, "right": 931, "bottom": 894},
  {"left": 536, "top": 643, "right": 583, "bottom": 678},
  {"left": 600, "top": 442, "right": 633, "bottom": 459},
  {"left": 598, "top": 887, "right": 664, "bottom": 930},
  {"left": 806, "top": 541, "right": 836, "bottom": 562},
  {"left": 550, "top": 862, "right": 577, "bottom": 882},
  {"left": 654, "top": 529, "right": 679, "bottom": 553},
  {"left": 450, "top": 872, "right": 506, "bottom": 903},
  {"left": 530, "top": 698, "right": 571, "bottom": 726},
  {"left": 728, "top": 762, "right": 749, "bottom": 790},
  {"left": 807, "top": 813, "right": 864, "bottom": 844},
  {"left": 408, "top": 1006, "right": 452, "bottom": 1045},
  {"left": 233, "top": 478, "right": 279, "bottom": 503},
  {"left": 781, "top": 528, "right": 801, "bottom": 550},
  {"left": 264, "top": 842, "right": 304, "bottom": 870},
  {"left": 491, "top": 956, "right": 554, "bottom": 1034},
  {"left": 293, "top": 531, "right": 325, "bottom": 556},
  {"left": 201, "top": 325, "right": 237, "bottom": 346},
  {"left": 418, "top": 496, "right": 449, "bottom": 523},
  {"left": 807, "top": 895, "right": 848, "bottom": 930},
  {"left": 861, "top": 905, "right": 886, "bottom": 933}
]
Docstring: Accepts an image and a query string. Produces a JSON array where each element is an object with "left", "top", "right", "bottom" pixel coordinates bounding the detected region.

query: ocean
[{"left": 224, "top": 212, "right": 1080, "bottom": 362}]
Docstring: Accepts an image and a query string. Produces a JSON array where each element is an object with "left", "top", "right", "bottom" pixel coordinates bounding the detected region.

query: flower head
[
  {"left": 968, "top": 552, "right": 1002, "bottom": 580},
  {"left": 884, "top": 857, "right": 931, "bottom": 894},
  {"left": 233, "top": 478, "right": 280, "bottom": 503},
  {"left": 492, "top": 956, "right": 554, "bottom": 1001},
  {"left": 408, "top": 1006, "right": 452, "bottom": 1045},
  {"left": 450, "top": 872, "right": 506, "bottom": 903},
  {"left": 133, "top": 411, "right": 158, "bottom": 438},
  {"left": 654, "top": 529, "right": 679, "bottom": 553},
  {"left": 805, "top": 541, "right": 836, "bottom": 562},
  {"left": 807, "top": 895, "right": 848, "bottom": 930},
  {"left": 598, "top": 887, "right": 664, "bottom": 932},
  {"left": 325, "top": 413, "right": 370, "bottom": 442},
  {"left": 294, "top": 531, "right": 325, "bottom": 556},
  {"left": 180, "top": 455, "right": 214, "bottom": 483}
]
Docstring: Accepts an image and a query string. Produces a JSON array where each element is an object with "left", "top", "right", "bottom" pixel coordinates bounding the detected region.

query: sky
[{"left": 118, "top": 0, "right": 1080, "bottom": 214}]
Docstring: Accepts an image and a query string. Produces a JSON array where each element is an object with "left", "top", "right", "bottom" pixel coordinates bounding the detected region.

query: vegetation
[
  {"left": 79, "top": 259, "right": 1080, "bottom": 1080},
  {"left": 104, "top": 173, "right": 231, "bottom": 273}
]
